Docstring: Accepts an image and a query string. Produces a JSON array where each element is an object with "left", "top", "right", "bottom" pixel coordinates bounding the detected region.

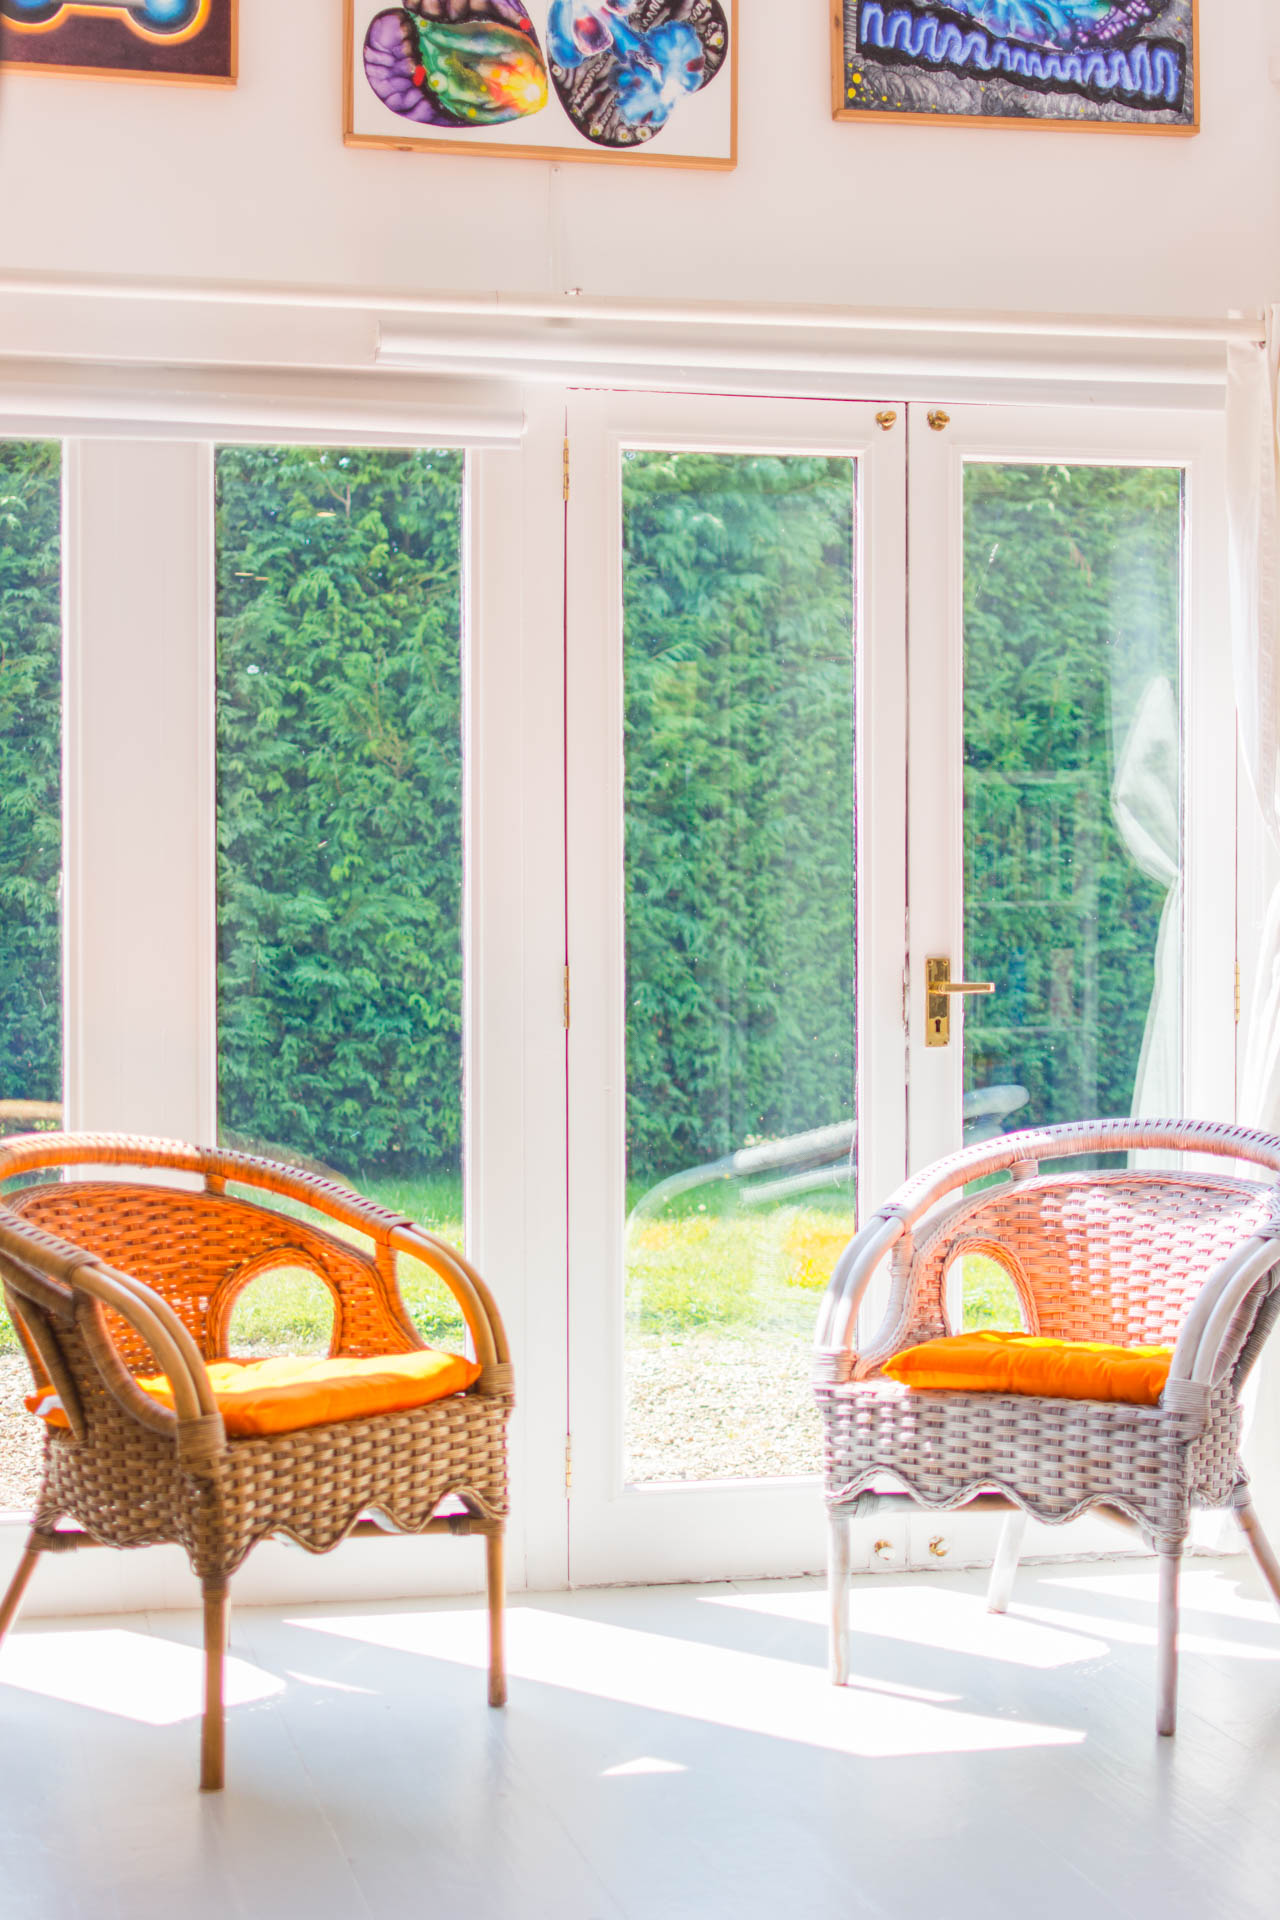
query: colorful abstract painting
[
  {"left": 346, "top": 0, "right": 737, "bottom": 168},
  {"left": 832, "top": 0, "right": 1197, "bottom": 132},
  {"left": 0, "top": 0, "right": 235, "bottom": 82}
]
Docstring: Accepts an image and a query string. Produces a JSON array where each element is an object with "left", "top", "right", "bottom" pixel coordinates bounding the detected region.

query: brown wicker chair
[
  {"left": 814, "top": 1119, "right": 1280, "bottom": 1736},
  {"left": 0, "top": 1132, "right": 513, "bottom": 1790}
]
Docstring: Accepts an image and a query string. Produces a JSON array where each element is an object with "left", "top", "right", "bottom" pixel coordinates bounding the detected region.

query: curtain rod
[{"left": 0, "top": 269, "right": 1264, "bottom": 348}]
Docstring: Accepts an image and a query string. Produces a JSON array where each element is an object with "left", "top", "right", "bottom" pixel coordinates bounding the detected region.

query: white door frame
[
  {"left": 5, "top": 414, "right": 570, "bottom": 1612},
  {"left": 899, "top": 401, "right": 1234, "bottom": 1571},
  {"left": 0, "top": 389, "right": 1239, "bottom": 1607},
  {"left": 564, "top": 390, "right": 907, "bottom": 1586}
]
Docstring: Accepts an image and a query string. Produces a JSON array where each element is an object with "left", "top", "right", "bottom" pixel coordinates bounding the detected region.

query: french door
[
  {"left": 564, "top": 393, "right": 1233, "bottom": 1588},
  {"left": 565, "top": 394, "right": 906, "bottom": 1584}
]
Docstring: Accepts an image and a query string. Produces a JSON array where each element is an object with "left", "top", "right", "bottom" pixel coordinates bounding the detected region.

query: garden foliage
[
  {"left": 963, "top": 464, "right": 1180, "bottom": 1124},
  {"left": 215, "top": 447, "right": 465, "bottom": 1178},
  {"left": 0, "top": 443, "right": 1178, "bottom": 1186},
  {"left": 0, "top": 442, "right": 61, "bottom": 1108}
]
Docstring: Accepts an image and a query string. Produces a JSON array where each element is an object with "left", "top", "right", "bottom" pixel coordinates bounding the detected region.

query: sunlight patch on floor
[
  {"left": 705, "top": 1585, "right": 1112, "bottom": 1670},
  {"left": 1042, "top": 1567, "right": 1280, "bottom": 1624},
  {"left": 293, "top": 1606, "right": 1085, "bottom": 1760},
  {"left": 602, "top": 1756, "right": 688, "bottom": 1776},
  {"left": 1011, "top": 1598, "right": 1280, "bottom": 1661},
  {"left": 0, "top": 1629, "right": 284, "bottom": 1725}
]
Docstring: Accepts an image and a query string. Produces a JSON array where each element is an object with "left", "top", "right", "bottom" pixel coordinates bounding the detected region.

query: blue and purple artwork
[
  {"left": 349, "top": 0, "right": 736, "bottom": 166},
  {"left": 833, "top": 0, "right": 1197, "bottom": 130}
]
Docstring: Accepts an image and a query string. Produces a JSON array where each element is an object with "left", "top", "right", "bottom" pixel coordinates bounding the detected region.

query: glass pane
[
  {"left": 963, "top": 464, "right": 1182, "bottom": 1151},
  {"left": 0, "top": 439, "right": 62, "bottom": 1513},
  {"left": 215, "top": 447, "right": 467, "bottom": 1350},
  {"left": 623, "top": 451, "right": 857, "bottom": 1484}
]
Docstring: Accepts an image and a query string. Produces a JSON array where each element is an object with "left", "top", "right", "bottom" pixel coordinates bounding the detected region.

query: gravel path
[
  {"left": 0, "top": 1355, "right": 45, "bottom": 1513},
  {"left": 626, "top": 1332, "right": 821, "bottom": 1482},
  {"left": 0, "top": 1335, "right": 823, "bottom": 1514}
]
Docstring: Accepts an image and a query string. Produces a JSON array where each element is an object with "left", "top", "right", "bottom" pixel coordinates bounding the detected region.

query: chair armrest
[
  {"left": 813, "top": 1213, "right": 906, "bottom": 1377},
  {"left": 1164, "top": 1233, "right": 1280, "bottom": 1406},
  {"left": 0, "top": 1208, "right": 226, "bottom": 1471}
]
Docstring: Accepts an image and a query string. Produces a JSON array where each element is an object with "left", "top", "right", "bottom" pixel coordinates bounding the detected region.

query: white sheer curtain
[
  {"left": 1227, "top": 309, "right": 1280, "bottom": 1536},
  {"left": 1111, "top": 675, "right": 1181, "bottom": 1120}
]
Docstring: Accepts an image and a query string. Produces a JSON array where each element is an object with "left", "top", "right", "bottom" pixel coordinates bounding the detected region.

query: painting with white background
[{"left": 346, "top": 1, "right": 736, "bottom": 167}]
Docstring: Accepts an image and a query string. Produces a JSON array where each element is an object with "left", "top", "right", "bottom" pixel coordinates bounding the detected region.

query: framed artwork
[
  {"left": 832, "top": 1, "right": 1198, "bottom": 135},
  {"left": 0, "top": 0, "right": 236, "bottom": 84},
  {"left": 345, "top": 0, "right": 737, "bottom": 169}
]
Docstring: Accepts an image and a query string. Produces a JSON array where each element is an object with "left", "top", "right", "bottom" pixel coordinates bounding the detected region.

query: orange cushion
[
  {"left": 881, "top": 1332, "right": 1173, "bottom": 1407},
  {"left": 27, "top": 1349, "right": 482, "bottom": 1439}
]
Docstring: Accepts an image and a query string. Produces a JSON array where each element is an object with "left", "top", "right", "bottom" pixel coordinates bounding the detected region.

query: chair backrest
[
  {"left": 817, "top": 1119, "right": 1280, "bottom": 1370},
  {"left": 909, "top": 1171, "right": 1279, "bottom": 1350},
  {"left": 6, "top": 1181, "right": 418, "bottom": 1367}
]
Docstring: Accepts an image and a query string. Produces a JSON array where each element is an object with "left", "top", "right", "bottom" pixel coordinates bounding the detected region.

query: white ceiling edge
[
  {"left": 0, "top": 268, "right": 1262, "bottom": 345},
  {"left": 0, "top": 273, "right": 1247, "bottom": 418}
]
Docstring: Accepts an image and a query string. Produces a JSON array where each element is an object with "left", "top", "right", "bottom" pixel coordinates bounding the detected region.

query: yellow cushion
[
  {"left": 27, "top": 1349, "right": 482, "bottom": 1439},
  {"left": 881, "top": 1332, "right": 1173, "bottom": 1407}
]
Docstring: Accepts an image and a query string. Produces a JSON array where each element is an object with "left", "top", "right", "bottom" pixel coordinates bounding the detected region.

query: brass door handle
[{"left": 925, "top": 958, "right": 995, "bottom": 1047}]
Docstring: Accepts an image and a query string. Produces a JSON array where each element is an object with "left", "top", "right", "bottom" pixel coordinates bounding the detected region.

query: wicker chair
[
  {"left": 813, "top": 1119, "right": 1280, "bottom": 1735},
  {"left": 0, "top": 1132, "right": 513, "bottom": 1789}
]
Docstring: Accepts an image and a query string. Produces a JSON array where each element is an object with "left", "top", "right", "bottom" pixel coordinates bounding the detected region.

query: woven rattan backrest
[
  {"left": 7, "top": 1182, "right": 419, "bottom": 1370},
  {"left": 914, "top": 1173, "right": 1277, "bottom": 1348}
]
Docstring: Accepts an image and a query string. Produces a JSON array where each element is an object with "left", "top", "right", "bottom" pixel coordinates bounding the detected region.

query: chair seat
[{"left": 29, "top": 1348, "right": 483, "bottom": 1438}]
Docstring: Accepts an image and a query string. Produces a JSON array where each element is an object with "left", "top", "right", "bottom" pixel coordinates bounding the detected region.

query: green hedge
[
  {"left": 0, "top": 442, "right": 1179, "bottom": 1184},
  {"left": 0, "top": 442, "right": 61, "bottom": 1107},
  {"left": 215, "top": 447, "right": 465, "bottom": 1177}
]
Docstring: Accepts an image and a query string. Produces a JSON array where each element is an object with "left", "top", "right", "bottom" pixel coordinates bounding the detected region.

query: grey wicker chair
[
  {"left": 0, "top": 1132, "right": 513, "bottom": 1789},
  {"left": 813, "top": 1119, "right": 1280, "bottom": 1735}
]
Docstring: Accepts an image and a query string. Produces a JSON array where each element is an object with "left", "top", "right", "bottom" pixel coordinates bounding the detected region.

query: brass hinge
[
  {"left": 563, "top": 964, "right": 571, "bottom": 1030},
  {"left": 1236, "top": 962, "right": 1242, "bottom": 1026},
  {"left": 565, "top": 1434, "right": 573, "bottom": 1493},
  {"left": 563, "top": 437, "right": 570, "bottom": 502}
]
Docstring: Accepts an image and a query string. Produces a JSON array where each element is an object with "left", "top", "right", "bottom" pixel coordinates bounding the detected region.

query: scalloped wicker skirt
[
  {"left": 816, "top": 1376, "right": 1242, "bottom": 1549},
  {"left": 35, "top": 1386, "right": 512, "bottom": 1581}
]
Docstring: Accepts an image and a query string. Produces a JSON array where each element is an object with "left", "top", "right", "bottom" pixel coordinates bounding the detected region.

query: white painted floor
[{"left": 2, "top": 1558, "right": 1279, "bottom": 1920}]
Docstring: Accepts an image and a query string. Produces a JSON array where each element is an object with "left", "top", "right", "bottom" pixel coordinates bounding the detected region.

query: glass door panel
[
  {"left": 622, "top": 449, "right": 857, "bottom": 1486},
  {"left": 214, "top": 445, "right": 468, "bottom": 1351},
  {"left": 0, "top": 440, "right": 62, "bottom": 1516},
  {"left": 963, "top": 463, "right": 1184, "bottom": 1142}
]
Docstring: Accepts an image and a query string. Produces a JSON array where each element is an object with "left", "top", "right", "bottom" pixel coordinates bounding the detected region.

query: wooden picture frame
[
  {"left": 831, "top": 1, "right": 1199, "bottom": 136},
  {"left": 344, "top": 0, "right": 738, "bottom": 170},
  {"left": 0, "top": 0, "right": 237, "bottom": 85}
]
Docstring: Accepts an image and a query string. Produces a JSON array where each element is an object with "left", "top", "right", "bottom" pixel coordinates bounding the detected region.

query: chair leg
[
  {"left": 829, "top": 1512, "right": 852, "bottom": 1686},
  {"left": 200, "top": 1580, "right": 229, "bottom": 1792},
  {"left": 987, "top": 1510, "right": 1028, "bottom": 1616},
  {"left": 485, "top": 1529, "right": 507, "bottom": 1709},
  {"left": 1235, "top": 1500, "right": 1280, "bottom": 1613},
  {"left": 0, "top": 1534, "right": 43, "bottom": 1647},
  {"left": 1156, "top": 1549, "right": 1181, "bottom": 1738}
]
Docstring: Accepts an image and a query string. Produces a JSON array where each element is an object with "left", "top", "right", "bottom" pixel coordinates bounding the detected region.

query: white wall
[{"left": 0, "top": 1, "right": 1276, "bottom": 323}]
